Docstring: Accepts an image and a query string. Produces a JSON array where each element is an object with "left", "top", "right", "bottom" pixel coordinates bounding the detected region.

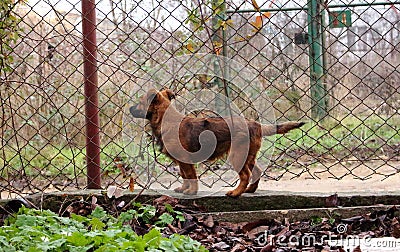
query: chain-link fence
[{"left": 0, "top": 0, "right": 399, "bottom": 198}]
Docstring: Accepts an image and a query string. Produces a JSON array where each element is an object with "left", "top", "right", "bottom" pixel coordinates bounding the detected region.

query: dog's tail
[{"left": 261, "top": 121, "right": 306, "bottom": 137}]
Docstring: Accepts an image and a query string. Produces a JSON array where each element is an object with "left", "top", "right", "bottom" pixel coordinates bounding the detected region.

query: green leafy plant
[
  {"left": 0, "top": 0, "right": 23, "bottom": 75},
  {"left": 310, "top": 216, "right": 323, "bottom": 226},
  {"left": 0, "top": 206, "right": 208, "bottom": 252}
]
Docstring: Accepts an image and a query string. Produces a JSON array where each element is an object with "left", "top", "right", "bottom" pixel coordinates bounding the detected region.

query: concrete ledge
[
  {"left": 195, "top": 205, "right": 400, "bottom": 223},
  {"left": 2, "top": 189, "right": 400, "bottom": 214}
]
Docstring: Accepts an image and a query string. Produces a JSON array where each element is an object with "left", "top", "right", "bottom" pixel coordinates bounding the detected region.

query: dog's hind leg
[
  {"left": 244, "top": 163, "right": 262, "bottom": 193},
  {"left": 226, "top": 151, "right": 254, "bottom": 197},
  {"left": 226, "top": 165, "right": 251, "bottom": 197},
  {"left": 174, "top": 162, "right": 198, "bottom": 195}
]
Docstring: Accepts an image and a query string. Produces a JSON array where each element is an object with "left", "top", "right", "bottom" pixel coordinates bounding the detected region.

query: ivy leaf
[
  {"left": 89, "top": 207, "right": 107, "bottom": 220},
  {"left": 90, "top": 217, "right": 105, "bottom": 230},
  {"left": 164, "top": 204, "right": 174, "bottom": 213},
  {"left": 175, "top": 211, "right": 186, "bottom": 222},
  {"left": 117, "top": 211, "right": 135, "bottom": 225},
  {"left": 159, "top": 239, "right": 177, "bottom": 251},
  {"left": 138, "top": 205, "right": 156, "bottom": 224},
  {"left": 70, "top": 213, "right": 88, "bottom": 224},
  {"left": 14, "top": 215, "right": 37, "bottom": 227},
  {"left": 143, "top": 229, "right": 161, "bottom": 248},
  {"left": 155, "top": 213, "right": 174, "bottom": 227},
  {"left": 0, "top": 236, "right": 13, "bottom": 250},
  {"left": 37, "top": 238, "right": 66, "bottom": 250},
  {"left": 93, "top": 243, "right": 119, "bottom": 252},
  {"left": 68, "top": 245, "right": 93, "bottom": 252},
  {"left": 67, "top": 232, "right": 90, "bottom": 246},
  {"left": 131, "top": 239, "right": 147, "bottom": 252}
]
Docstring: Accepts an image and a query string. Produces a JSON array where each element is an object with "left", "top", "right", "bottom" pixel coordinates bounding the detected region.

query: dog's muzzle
[{"left": 129, "top": 105, "right": 146, "bottom": 118}]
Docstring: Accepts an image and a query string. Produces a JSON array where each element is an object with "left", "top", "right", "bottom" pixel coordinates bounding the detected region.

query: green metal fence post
[
  {"left": 212, "top": 0, "right": 229, "bottom": 114},
  {"left": 212, "top": 0, "right": 225, "bottom": 85},
  {"left": 307, "top": 0, "right": 328, "bottom": 120}
]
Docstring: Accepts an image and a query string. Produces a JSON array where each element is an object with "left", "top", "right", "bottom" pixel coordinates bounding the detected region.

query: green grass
[
  {"left": 0, "top": 143, "right": 127, "bottom": 179},
  {"left": 264, "top": 114, "right": 400, "bottom": 158},
  {"left": 1, "top": 115, "right": 399, "bottom": 178},
  {"left": 0, "top": 145, "right": 85, "bottom": 178}
]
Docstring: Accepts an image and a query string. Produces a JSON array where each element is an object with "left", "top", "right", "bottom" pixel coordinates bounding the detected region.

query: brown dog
[{"left": 130, "top": 88, "right": 305, "bottom": 197}]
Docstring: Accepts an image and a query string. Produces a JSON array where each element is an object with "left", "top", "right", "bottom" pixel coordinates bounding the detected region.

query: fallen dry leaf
[
  {"left": 114, "top": 156, "right": 127, "bottom": 177},
  {"left": 260, "top": 244, "right": 274, "bottom": 252},
  {"left": 107, "top": 185, "right": 124, "bottom": 198},
  {"left": 153, "top": 195, "right": 179, "bottom": 208},
  {"left": 129, "top": 177, "right": 135, "bottom": 192},
  {"left": 203, "top": 215, "right": 215, "bottom": 228},
  {"left": 326, "top": 193, "right": 340, "bottom": 207},
  {"left": 262, "top": 12, "right": 271, "bottom": 19},
  {"left": 186, "top": 43, "right": 194, "bottom": 53},
  {"left": 251, "top": 0, "right": 260, "bottom": 12},
  {"left": 251, "top": 15, "right": 263, "bottom": 32},
  {"left": 91, "top": 196, "right": 98, "bottom": 210}
]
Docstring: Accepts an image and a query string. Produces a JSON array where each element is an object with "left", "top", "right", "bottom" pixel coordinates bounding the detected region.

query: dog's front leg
[
  {"left": 174, "top": 162, "right": 198, "bottom": 195},
  {"left": 174, "top": 178, "right": 190, "bottom": 193}
]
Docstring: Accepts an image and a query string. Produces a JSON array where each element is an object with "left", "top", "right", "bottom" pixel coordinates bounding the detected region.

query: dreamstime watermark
[
  {"left": 255, "top": 231, "right": 360, "bottom": 247},
  {"left": 255, "top": 224, "right": 400, "bottom": 251},
  {"left": 123, "top": 53, "right": 275, "bottom": 198},
  {"left": 336, "top": 223, "right": 348, "bottom": 234}
]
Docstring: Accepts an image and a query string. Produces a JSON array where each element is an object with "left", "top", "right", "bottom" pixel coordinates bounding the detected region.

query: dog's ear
[
  {"left": 165, "top": 89, "right": 175, "bottom": 100},
  {"left": 147, "top": 89, "right": 159, "bottom": 104}
]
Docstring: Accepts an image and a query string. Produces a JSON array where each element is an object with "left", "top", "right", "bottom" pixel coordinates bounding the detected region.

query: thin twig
[{"left": 0, "top": 187, "right": 39, "bottom": 210}]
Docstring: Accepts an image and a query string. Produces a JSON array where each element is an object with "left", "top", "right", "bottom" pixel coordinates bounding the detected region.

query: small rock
[{"left": 212, "top": 241, "right": 230, "bottom": 250}]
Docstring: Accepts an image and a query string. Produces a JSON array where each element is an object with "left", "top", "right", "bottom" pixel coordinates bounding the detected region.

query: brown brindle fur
[{"left": 130, "top": 89, "right": 305, "bottom": 197}]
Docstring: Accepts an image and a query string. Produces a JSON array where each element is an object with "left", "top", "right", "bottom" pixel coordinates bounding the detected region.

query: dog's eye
[{"left": 166, "top": 91, "right": 175, "bottom": 100}]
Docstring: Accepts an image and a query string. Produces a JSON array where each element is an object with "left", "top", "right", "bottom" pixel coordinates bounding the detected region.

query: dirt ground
[
  {"left": 145, "top": 160, "right": 400, "bottom": 196},
  {"left": 261, "top": 162, "right": 400, "bottom": 194}
]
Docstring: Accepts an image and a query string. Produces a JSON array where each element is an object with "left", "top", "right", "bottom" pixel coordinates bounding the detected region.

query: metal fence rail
[{"left": 0, "top": 0, "right": 399, "bottom": 198}]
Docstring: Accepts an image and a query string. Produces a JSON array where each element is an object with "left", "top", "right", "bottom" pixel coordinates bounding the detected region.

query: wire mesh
[{"left": 0, "top": 0, "right": 399, "bottom": 198}]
